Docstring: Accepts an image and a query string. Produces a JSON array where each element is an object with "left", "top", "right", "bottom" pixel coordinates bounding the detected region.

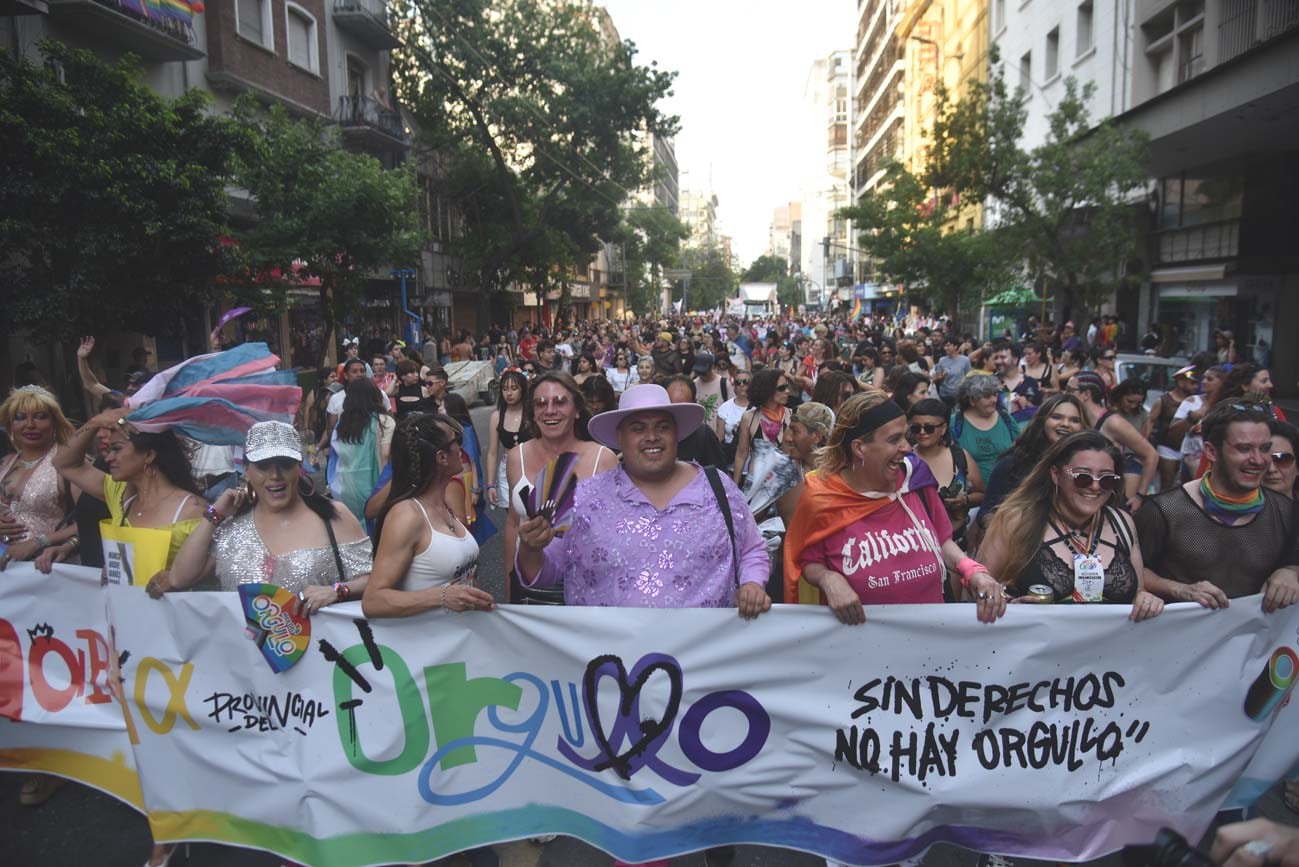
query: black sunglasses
[
  {"left": 908, "top": 423, "right": 943, "bottom": 435},
  {"left": 1227, "top": 403, "right": 1269, "bottom": 413},
  {"left": 776, "top": 384, "right": 790, "bottom": 392},
  {"left": 734, "top": 378, "right": 752, "bottom": 386},
  {"left": 1063, "top": 468, "right": 1123, "bottom": 491}
]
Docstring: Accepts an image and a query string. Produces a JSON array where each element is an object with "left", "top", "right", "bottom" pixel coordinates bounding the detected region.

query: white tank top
[
  {"left": 509, "top": 440, "right": 608, "bottom": 519},
  {"left": 400, "top": 500, "right": 480, "bottom": 592}
]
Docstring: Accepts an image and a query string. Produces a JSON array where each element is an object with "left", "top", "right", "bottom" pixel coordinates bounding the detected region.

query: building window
[
  {"left": 1076, "top": 1, "right": 1093, "bottom": 55},
  {"left": 236, "top": 0, "right": 272, "bottom": 49},
  {"left": 1045, "top": 27, "right": 1060, "bottom": 78},
  {"left": 1177, "top": 22, "right": 1204, "bottom": 82},
  {"left": 1019, "top": 51, "right": 1032, "bottom": 94},
  {"left": 285, "top": 4, "right": 319, "bottom": 74},
  {"left": 993, "top": 0, "right": 1006, "bottom": 31},
  {"left": 346, "top": 56, "right": 367, "bottom": 101}
]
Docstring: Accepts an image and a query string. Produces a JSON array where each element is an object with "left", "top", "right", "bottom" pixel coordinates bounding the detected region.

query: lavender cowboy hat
[{"left": 586, "top": 384, "right": 704, "bottom": 450}]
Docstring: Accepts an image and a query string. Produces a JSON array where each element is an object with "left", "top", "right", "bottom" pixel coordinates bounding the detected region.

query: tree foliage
[
  {"left": 740, "top": 255, "right": 801, "bottom": 309},
  {"left": 228, "top": 98, "right": 421, "bottom": 365},
  {"left": 841, "top": 161, "right": 1012, "bottom": 314},
  {"left": 615, "top": 207, "right": 688, "bottom": 316},
  {"left": 0, "top": 41, "right": 246, "bottom": 339},
  {"left": 843, "top": 55, "right": 1149, "bottom": 316},
  {"left": 931, "top": 66, "right": 1150, "bottom": 311},
  {"left": 678, "top": 245, "right": 736, "bottom": 312},
  {"left": 391, "top": 0, "right": 677, "bottom": 319}
]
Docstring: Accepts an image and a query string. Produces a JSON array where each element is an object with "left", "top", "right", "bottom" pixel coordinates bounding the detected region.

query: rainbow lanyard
[{"left": 1199, "top": 471, "right": 1265, "bottom": 526}]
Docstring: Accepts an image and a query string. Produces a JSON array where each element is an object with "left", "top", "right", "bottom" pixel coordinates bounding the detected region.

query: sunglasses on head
[
  {"left": 1063, "top": 467, "right": 1123, "bottom": 491},
  {"left": 1271, "top": 452, "right": 1296, "bottom": 467},
  {"left": 908, "top": 423, "right": 942, "bottom": 435},
  {"left": 1227, "top": 403, "right": 1269, "bottom": 413}
]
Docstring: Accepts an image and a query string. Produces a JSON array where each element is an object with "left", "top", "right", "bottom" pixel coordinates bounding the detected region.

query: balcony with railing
[
  {"left": 334, "top": 0, "right": 400, "bottom": 50},
  {"left": 46, "top": 0, "right": 204, "bottom": 61},
  {"left": 336, "top": 95, "right": 410, "bottom": 152},
  {"left": 1219, "top": 0, "right": 1299, "bottom": 64}
]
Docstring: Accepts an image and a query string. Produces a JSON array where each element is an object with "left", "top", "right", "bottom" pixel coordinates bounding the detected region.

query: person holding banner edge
[
  {"left": 150, "top": 421, "right": 372, "bottom": 611},
  {"left": 516, "top": 383, "right": 770, "bottom": 617},
  {"left": 363, "top": 413, "right": 496, "bottom": 617},
  {"left": 784, "top": 390, "right": 1008, "bottom": 624},
  {"left": 978, "top": 430, "right": 1164, "bottom": 618},
  {"left": 52, "top": 406, "right": 205, "bottom": 867}
]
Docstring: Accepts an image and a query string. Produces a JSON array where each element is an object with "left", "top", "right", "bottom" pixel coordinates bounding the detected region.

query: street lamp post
[{"left": 391, "top": 267, "right": 419, "bottom": 347}]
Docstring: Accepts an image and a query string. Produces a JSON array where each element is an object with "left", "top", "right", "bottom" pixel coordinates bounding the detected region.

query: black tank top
[
  {"left": 497, "top": 411, "right": 530, "bottom": 451},
  {"left": 1014, "top": 506, "right": 1138, "bottom": 603}
]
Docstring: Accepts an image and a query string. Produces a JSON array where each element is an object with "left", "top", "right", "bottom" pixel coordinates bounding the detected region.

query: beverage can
[{"left": 1026, "top": 584, "right": 1055, "bottom": 604}]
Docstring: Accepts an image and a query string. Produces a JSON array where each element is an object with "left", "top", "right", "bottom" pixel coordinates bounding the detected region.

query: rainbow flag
[{"left": 850, "top": 297, "right": 863, "bottom": 320}]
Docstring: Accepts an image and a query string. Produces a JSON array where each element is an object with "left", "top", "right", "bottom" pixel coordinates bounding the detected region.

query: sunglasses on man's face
[
  {"left": 734, "top": 378, "right": 752, "bottom": 386},
  {"left": 1063, "top": 467, "right": 1123, "bottom": 491}
]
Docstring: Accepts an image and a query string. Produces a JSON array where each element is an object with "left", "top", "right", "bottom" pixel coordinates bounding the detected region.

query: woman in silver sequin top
[{"left": 152, "top": 422, "right": 371, "bottom": 613}]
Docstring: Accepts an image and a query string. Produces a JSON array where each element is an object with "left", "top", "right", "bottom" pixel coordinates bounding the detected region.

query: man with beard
[{"left": 1136, "top": 401, "right": 1299, "bottom": 610}]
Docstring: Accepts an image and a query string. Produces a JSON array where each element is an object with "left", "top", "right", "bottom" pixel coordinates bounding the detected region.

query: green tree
[
  {"left": 616, "top": 207, "right": 688, "bottom": 315},
  {"left": 390, "top": 0, "right": 677, "bottom": 321},
  {"left": 843, "top": 53, "right": 1148, "bottom": 317},
  {"left": 840, "top": 161, "right": 1012, "bottom": 314},
  {"left": 928, "top": 62, "right": 1149, "bottom": 312},
  {"left": 679, "top": 245, "right": 737, "bottom": 311},
  {"left": 740, "top": 255, "right": 800, "bottom": 309},
  {"left": 0, "top": 41, "right": 247, "bottom": 339},
  {"left": 229, "top": 99, "right": 421, "bottom": 366}
]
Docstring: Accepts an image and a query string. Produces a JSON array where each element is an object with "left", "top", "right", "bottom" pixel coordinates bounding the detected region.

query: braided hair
[{"left": 374, "top": 412, "right": 461, "bottom": 543}]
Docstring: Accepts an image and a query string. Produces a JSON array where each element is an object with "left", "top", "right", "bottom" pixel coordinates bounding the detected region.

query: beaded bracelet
[
  {"left": 333, "top": 582, "right": 351, "bottom": 603},
  {"left": 204, "top": 504, "right": 226, "bottom": 527}
]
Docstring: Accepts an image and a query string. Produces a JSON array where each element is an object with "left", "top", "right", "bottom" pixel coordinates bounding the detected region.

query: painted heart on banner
[
  {"left": 237, "top": 583, "right": 311, "bottom": 674},
  {"left": 583, "top": 652, "right": 684, "bottom": 781}
]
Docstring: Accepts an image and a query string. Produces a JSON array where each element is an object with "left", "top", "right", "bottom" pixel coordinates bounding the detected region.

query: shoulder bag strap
[
  {"left": 322, "top": 508, "right": 348, "bottom": 581},
  {"left": 704, "top": 466, "right": 740, "bottom": 590}
]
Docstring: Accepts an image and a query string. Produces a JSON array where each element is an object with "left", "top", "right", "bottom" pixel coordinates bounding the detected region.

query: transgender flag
[{"left": 126, "top": 343, "right": 302, "bottom": 446}]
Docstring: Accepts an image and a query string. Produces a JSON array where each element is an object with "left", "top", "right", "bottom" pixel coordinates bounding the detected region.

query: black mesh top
[{"left": 1134, "top": 486, "right": 1295, "bottom": 598}]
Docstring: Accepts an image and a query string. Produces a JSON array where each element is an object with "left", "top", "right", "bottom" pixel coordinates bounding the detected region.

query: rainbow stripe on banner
[{"left": 850, "top": 297, "right": 864, "bottom": 320}]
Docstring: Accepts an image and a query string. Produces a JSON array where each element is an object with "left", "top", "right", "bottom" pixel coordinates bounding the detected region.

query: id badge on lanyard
[{"left": 1072, "top": 554, "right": 1104, "bottom": 603}]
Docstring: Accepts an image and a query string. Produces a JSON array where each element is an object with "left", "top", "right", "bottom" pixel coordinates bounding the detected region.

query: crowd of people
[{"left": 1, "top": 309, "right": 1297, "bottom": 867}]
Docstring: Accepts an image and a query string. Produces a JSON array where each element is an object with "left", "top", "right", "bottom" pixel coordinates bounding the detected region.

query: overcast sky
[{"left": 599, "top": 0, "right": 856, "bottom": 267}]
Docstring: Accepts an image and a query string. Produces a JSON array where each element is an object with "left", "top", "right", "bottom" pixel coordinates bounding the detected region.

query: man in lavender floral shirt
[{"left": 517, "top": 384, "right": 771, "bottom": 617}]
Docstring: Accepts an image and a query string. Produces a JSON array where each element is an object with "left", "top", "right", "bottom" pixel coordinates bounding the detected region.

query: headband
[{"left": 846, "top": 400, "right": 905, "bottom": 440}]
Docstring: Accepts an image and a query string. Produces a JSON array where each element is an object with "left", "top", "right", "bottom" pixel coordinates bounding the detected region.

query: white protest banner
[
  {"left": 2, "top": 561, "right": 1298, "bottom": 867},
  {"left": 0, "top": 566, "right": 143, "bottom": 810}
]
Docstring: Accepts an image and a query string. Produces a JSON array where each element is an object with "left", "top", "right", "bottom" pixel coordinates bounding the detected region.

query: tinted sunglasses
[
  {"left": 1271, "top": 452, "right": 1296, "bottom": 467},
  {"left": 908, "top": 423, "right": 943, "bottom": 435},
  {"left": 776, "top": 384, "right": 790, "bottom": 391},
  {"left": 1227, "top": 403, "right": 1269, "bottom": 413},
  {"left": 734, "top": 378, "right": 752, "bottom": 386},
  {"left": 1063, "top": 468, "right": 1123, "bottom": 491}
]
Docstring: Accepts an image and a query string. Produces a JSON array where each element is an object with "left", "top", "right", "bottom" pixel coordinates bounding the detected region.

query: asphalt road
[{"left": 3, "top": 406, "right": 1297, "bottom": 866}]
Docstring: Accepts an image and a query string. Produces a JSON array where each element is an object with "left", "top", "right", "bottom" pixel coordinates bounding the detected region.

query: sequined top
[
  {"left": 523, "top": 464, "right": 769, "bottom": 608},
  {"left": 211, "top": 509, "right": 373, "bottom": 593},
  {"left": 0, "top": 451, "right": 65, "bottom": 539}
]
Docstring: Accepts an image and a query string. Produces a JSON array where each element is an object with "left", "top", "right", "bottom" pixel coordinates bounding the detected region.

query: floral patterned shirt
[{"left": 523, "top": 464, "right": 770, "bottom": 608}]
